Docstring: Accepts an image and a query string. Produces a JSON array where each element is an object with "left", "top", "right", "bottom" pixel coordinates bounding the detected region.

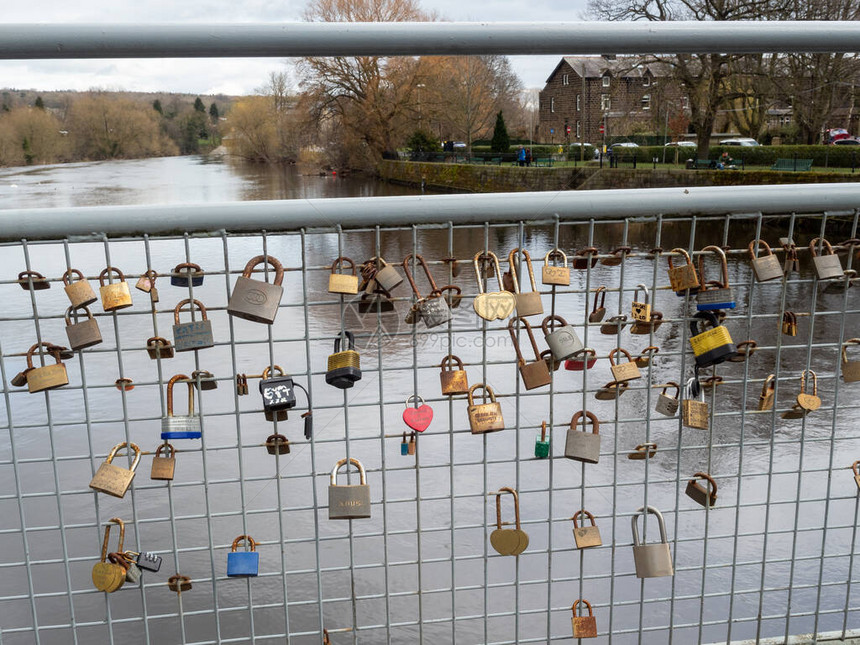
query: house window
[
  {"left": 602, "top": 75, "right": 610, "bottom": 87},
  {"left": 601, "top": 94, "right": 610, "bottom": 111},
  {"left": 641, "top": 94, "right": 651, "bottom": 110},
  {"left": 577, "top": 94, "right": 581, "bottom": 111},
  {"left": 643, "top": 76, "right": 651, "bottom": 87},
  {"left": 576, "top": 121, "right": 581, "bottom": 138},
  {"left": 551, "top": 97, "right": 555, "bottom": 113},
  {"left": 563, "top": 74, "right": 569, "bottom": 86}
]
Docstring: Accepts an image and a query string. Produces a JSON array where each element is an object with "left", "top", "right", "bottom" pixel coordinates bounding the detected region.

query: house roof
[{"left": 545, "top": 56, "right": 668, "bottom": 84}]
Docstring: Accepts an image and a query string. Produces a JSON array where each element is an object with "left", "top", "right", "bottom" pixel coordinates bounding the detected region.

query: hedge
[{"left": 612, "top": 145, "right": 860, "bottom": 168}]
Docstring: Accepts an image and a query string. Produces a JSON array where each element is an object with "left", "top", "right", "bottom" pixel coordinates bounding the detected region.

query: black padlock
[
  {"left": 259, "top": 366, "right": 296, "bottom": 414},
  {"left": 326, "top": 331, "right": 362, "bottom": 389}
]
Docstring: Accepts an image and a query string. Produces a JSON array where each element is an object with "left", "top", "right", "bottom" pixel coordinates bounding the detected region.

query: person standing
[{"left": 517, "top": 146, "right": 526, "bottom": 167}]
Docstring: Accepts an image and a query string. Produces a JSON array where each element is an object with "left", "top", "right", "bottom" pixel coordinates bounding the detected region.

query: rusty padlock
[{"left": 63, "top": 268, "right": 97, "bottom": 307}]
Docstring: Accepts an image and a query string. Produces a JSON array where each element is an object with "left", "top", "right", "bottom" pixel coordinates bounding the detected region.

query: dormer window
[
  {"left": 602, "top": 75, "right": 611, "bottom": 87},
  {"left": 643, "top": 75, "right": 651, "bottom": 87}
]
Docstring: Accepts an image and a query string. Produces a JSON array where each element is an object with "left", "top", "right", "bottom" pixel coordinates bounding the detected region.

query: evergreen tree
[
  {"left": 209, "top": 103, "right": 219, "bottom": 121},
  {"left": 490, "top": 111, "right": 510, "bottom": 153},
  {"left": 193, "top": 97, "right": 206, "bottom": 112},
  {"left": 34, "top": 96, "right": 44, "bottom": 110},
  {"left": 152, "top": 99, "right": 163, "bottom": 114}
]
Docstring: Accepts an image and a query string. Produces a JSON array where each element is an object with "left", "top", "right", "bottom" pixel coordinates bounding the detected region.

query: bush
[{"left": 405, "top": 129, "right": 440, "bottom": 153}]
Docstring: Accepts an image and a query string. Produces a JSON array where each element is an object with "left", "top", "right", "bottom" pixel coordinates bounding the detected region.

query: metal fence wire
[{"left": 1, "top": 208, "right": 860, "bottom": 645}]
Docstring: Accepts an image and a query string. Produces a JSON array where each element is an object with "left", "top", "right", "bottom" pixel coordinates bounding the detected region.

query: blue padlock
[
  {"left": 227, "top": 535, "right": 259, "bottom": 577},
  {"left": 401, "top": 432, "right": 409, "bottom": 456},
  {"left": 170, "top": 262, "right": 204, "bottom": 287}
]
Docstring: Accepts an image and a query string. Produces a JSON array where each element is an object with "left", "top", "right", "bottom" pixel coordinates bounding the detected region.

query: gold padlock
[
  {"left": 627, "top": 442, "right": 657, "bottom": 460},
  {"left": 682, "top": 379, "right": 709, "bottom": 429},
  {"left": 328, "top": 256, "right": 359, "bottom": 294},
  {"left": 667, "top": 247, "right": 700, "bottom": 293},
  {"left": 473, "top": 252, "right": 516, "bottom": 321},
  {"left": 92, "top": 518, "right": 127, "bottom": 593},
  {"left": 439, "top": 354, "right": 469, "bottom": 395},
  {"left": 146, "top": 336, "right": 175, "bottom": 359},
  {"left": 89, "top": 442, "right": 142, "bottom": 498},
  {"left": 631, "top": 283, "right": 652, "bottom": 321},
  {"left": 467, "top": 383, "right": 504, "bottom": 434},
  {"left": 508, "top": 317, "right": 551, "bottom": 390},
  {"left": 24, "top": 342, "right": 69, "bottom": 393},
  {"left": 571, "top": 599, "right": 598, "bottom": 638},
  {"left": 98, "top": 266, "right": 133, "bottom": 311},
  {"left": 796, "top": 369, "right": 822, "bottom": 412},
  {"left": 782, "top": 311, "right": 798, "bottom": 336},
  {"left": 62, "top": 268, "right": 97, "bottom": 307},
  {"left": 542, "top": 248, "right": 570, "bottom": 286},
  {"left": 589, "top": 286, "right": 607, "bottom": 323},
  {"left": 758, "top": 374, "right": 776, "bottom": 411},
  {"left": 572, "top": 510, "right": 602, "bottom": 549},
  {"left": 506, "top": 248, "right": 543, "bottom": 317},
  {"left": 151, "top": 443, "right": 176, "bottom": 481},
  {"left": 843, "top": 339, "right": 860, "bottom": 382},
  {"left": 608, "top": 348, "right": 641, "bottom": 383},
  {"left": 853, "top": 461, "right": 860, "bottom": 491},
  {"left": 748, "top": 239, "right": 784, "bottom": 282}
]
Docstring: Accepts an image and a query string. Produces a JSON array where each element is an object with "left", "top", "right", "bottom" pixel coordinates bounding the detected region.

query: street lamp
[{"left": 417, "top": 83, "right": 425, "bottom": 130}]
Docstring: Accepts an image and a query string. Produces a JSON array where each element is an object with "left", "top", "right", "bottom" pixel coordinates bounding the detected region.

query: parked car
[
  {"left": 718, "top": 138, "right": 761, "bottom": 147},
  {"left": 452, "top": 141, "right": 466, "bottom": 149},
  {"left": 832, "top": 137, "right": 860, "bottom": 145},
  {"left": 569, "top": 142, "right": 600, "bottom": 159},
  {"left": 825, "top": 128, "right": 851, "bottom": 144},
  {"left": 610, "top": 142, "right": 639, "bottom": 150},
  {"left": 665, "top": 141, "right": 697, "bottom": 147}
]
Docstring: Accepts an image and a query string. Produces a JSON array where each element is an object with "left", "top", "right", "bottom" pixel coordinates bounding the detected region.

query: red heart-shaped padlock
[{"left": 403, "top": 403, "right": 433, "bottom": 432}]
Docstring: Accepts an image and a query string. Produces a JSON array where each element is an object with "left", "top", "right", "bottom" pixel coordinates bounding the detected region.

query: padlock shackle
[
  {"left": 540, "top": 420, "right": 547, "bottom": 442},
  {"left": 507, "top": 316, "right": 542, "bottom": 363},
  {"left": 168, "top": 574, "right": 191, "bottom": 585},
  {"left": 405, "top": 394, "right": 425, "bottom": 408},
  {"left": 633, "top": 283, "right": 650, "bottom": 304},
  {"left": 440, "top": 354, "right": 465, "bottom": 371},
  {"left": 608, "top": 347, "right": 634, "bottom": 366},
  {"left": 689, "top": 311, "right": 721, "bottom": 338},
  {"left": 571, "top": 598, "right": 594, "bottom": 617},
  {"left": 853, "top": 460, "right": 860, "bottom": 477},
  {"left": 540, "top": 314, "right": 569, "bottom": 335},
  {"left": 172, "top": 262, "right": 203, "bottom": 276},
  {"left": 631, "top": 505, "right": 669, "bottom": 546},
  {"left": 569, "top": 410, "right": 599, "bottom": 435},
  {"left": 261, "top": 365, "right": 286, "bottom": 379},
  {"left": 697, "top": 245, "right": 730, "bottom": 287},
  {"left": 401, "top": 254, "right": 439, "bottom": 299},
  {"left": 734, "top": 340, "right": 757, "bottom": 361},
  {"left": 101, "top": 517, "right": 126, "bottom": 562},
  {"left": 62, "top": 268, "right": 85, "bottom": 285},
  {"left": 637, "top": 345, "right": 660, "bottom": 362},
  {"left": 800, "top": 369, "right": 818, "bottom": 396},
  {"left": 98, "top": 266, "right": 126, "bottom": 285},
  {"left": 330, "top": 457, "right": 368, "bottom": 486},
  {"left": 543, "top": 248, "right": 567, "bottom": 267},
  {"left": 658, "top": 381, "right": 680, "bottom": 398},
  {"left": 667, "top": 247, "right": 694, "bottom": 270},
  {"left": 572, "top": 347, "right": 596, "bottom": 360},
  {"left": 572, "top": 509, "right": 596, "bottom": 529},
  {"left": 334, "top": 331, "right": 356, "bottom": 353},
  {"left": 597, "top": 380, "right": 629, "bottom": 398},
  {"left": 575, "top": 247, "right": 598, "bottom": 266},
  {"left": 685, "top": 377, "right": 705, "bottom": 403},
  {"left": 493, "top": 486, "right": 521, "bottom": 531},
  {"left": 154, "top": 443, "right": 174, "bottom": 459},
  {"left": 760, "top": 374, "right": 776, "bottom": 397},
  {"left": 330, "top": 255, "right": 356, "bottom": 275},
  {"left": 809, "top": 237, "right": 835, "bottom": 257},
  {"left": 173, "top": 298, "right": 208, "bottom": 324},
  {"left": 467, "top": 383, "right": 496, "bottom": 406},
  {"left": 748, "top": 239, "right": 774, "bottom": 259},
  {"left": 472, "top": 251, "right": 503, "bottom": 295},
  {"left": 243, "top": 254, "right": 285, "bottom": 285},
  {"left": 141, "top": 269, "right": 158, "bottom": 282},
  {"left": 105, "top": 442, "right": 142, "bottom": 470},
  {"left": 691, "top": 471, "right": 717, "bottom": 497},
  {"left": 166, "top": 374, "right": 195, "bottom": 417},
  {"left": 266, "top": 433, "right": 288, "bottom": 446},
  {"left": 64, "top": 304, "right": 94, "bottom": 326},
  {"left": 433, "top": 284, "right": 461, "bottom": 306},
  {"left": 147, "top": 336, "right": 170, "bottom": 348},
  {"left": 591, "top": 286, "right": 606, "bottom": 314},
  {"left": 843, "top": 338, "right": 860, "bottom": 362},
  {"left": 506, "top": 248, "right": 539, "bottom": 294},
  {"left": 231, "top": 534, "right": 257, "bottom": 552},
  {"left": 25, "top": 342, "right": 63, "bottom": 369},
  {"left": 628, "top": 442, "right": 657, "bottom": 459}
]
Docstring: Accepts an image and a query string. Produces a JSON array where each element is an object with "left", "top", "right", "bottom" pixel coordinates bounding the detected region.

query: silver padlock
[
  {"left": 655, "top": 382, "right": 680, "bottom": 417},
  {"left": 631, "top": 506, "right": 674, "bottom": 578},
  {"left": 564, "top": 411, "right": 600, "bottom": 464},
  {"left": 172, "top": 299, "right": 214, "bottom": 352},
  {"left": 124, "top": 558, "right": 142, "bottom": 584},
  {"left": 809, "top": 237, "right": 844, "bottom": 280},
  {"left": 64, "top": 305, "right": 103, "bottom": 350},
  {"left": 328, "top": 457, "right": 371, "bottom": 520},
  {"left": 541, "top": 314, "right": 583, "bottom": 361},
  {"left": 402, "top": 254, "right": 451, "bottom": 329},
  {"left": 370, "top": 257, "right": 403, "bottom": 293},
  {"left": 748, "top": 239, "right": 784, "bottom": 282}
]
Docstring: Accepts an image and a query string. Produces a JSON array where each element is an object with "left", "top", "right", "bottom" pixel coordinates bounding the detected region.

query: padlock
[
  {"left": 117, "top": 552, "right": 142, "bottom": 584},
  {"left": 853, "top": 461, "right": 860, "bottom": 491},
  {"left": 572, "top": 510, "right": 602, "bottom": 549},
  {"left": 782, "top": 311, "right": 798, "bottom": 336},
  {"left": 62, "top": 268, "right": 97, "bottom": 307},
  {"left": 782, "top": 403, "right": 808, "bottom": 419},
  {"left": 170, "top": 262, "right": 204, "bottom": 287},
  {"left": 265, "top": 433, "right": 290, "bottom": 455},
  {"left": 631, "top": 505, "right": 674, "bottom": 578},
  {"left": 467, "top": 383, "right": 504, "bottom": 433},
  {"left": 609, "top": 348, "right": 642, "bottom": 383},
  {"left": 748, "top": 239, "right": 784, "bottom": 282},
  {"left": 150, "top": 443, "right": 176, "bottom": 481},
  {"left": 259, "top": 365, "right": 296, "bottom": 414},
  {"left": 328, "top": 256, "right": 360, "bottom": 294},
  {"left": 374, "top": 257, "right": 404, "bottom": 292},
  {"left": 634, "top": 345, "right": 660, "bottom": 368},
  {"left": 190, "top": 370, "right": 217, "bottom": 391},
  {"left": 146, "top": 336, "right": 175, "bottom": 359},
  {"left": 472, "top": 252, "right": 516, "bottom": 321},
  {"left": 655, "top": 381, "right": 680, "bottom": 417},
  {"left": 667, "top": 247, "right": 700, "bottom": 294},
  {"left": 489, "top": 487, "right": 529, "bottom": 556},
  {"left": 689, "top": 311, "right": 737, "bottom": 367},
  {"left": 402, "top": 254, "right": 452, "bottom": 328},
  {"left": 24, "top": 342, "right": 69, "bottom": 393},
  {"left": 809, "top": 237, "right": 844, "bottom": 280},
  {"left": 796, "top": 369, "right": 822, "bottom": 412},
  {"left": 686, "top": 472, "right": 718, "bottom": 507},
  {"left": 328, "top": 457, "right": 372, "bottom": 519},
  {"left": 326, "top": 331, "right": 362, "bottom": 389},
  {"left": 403, "top": 395, "right": 433, "bottom": 432},
  {"left": 628, "top": 443, "right": 657, "bottom": 460},
  {"left": 758, "top": 374, "right": 776, "bottom": 411},
  {"left": 631, "top": 283, "right": 652, "bottom": 321},
  {"left": 127, "top": 550, "right": 163, "bottom": 573},
  {"left": 696, "top": 246, "right": 736, "bottom": 310},
  {"left": 541, "top": 314, "right": 583, "bottom": 361},
  {"left": 842, "top": 339, "right": 860, "bottom": 382},
  {"left": 727, "top": 339, "right": 757, "bottom": 363},
  {"left": 595, "top": 380, "right": 628, "bottom": 400},
  {"left": 565, "top": 348, "right": 597, "bottom": 371},
  {"left": 161, "top": 374, "right": 202, "bottom": 439},
  {"left": 565, "top": 411, "right": 601, "bottom": 464},
  {"left": 401, "top": 432, "right": 409, "bottom": 456},
  {"left": 439, "top": 354, "right": 469, "bottom": 395},
  {"left": 541, "top": 349, "right": 561, "bottom": 372},
  {"left": 92, "top": 518, "right": 127, "bottom": 593},
  {"left": 542, "top": 249, "right": 570, "bottom": 286},
  {"left": 98, "top": 266, "right": 133, "bottom": 311},
  {"left": 135, "top": 269, "right": 158, "bottom": 294},
  {"left": 534, "top": 421, "right": 550, "bottom": 458},
  {"left": 17, "top": 269, "right": 50, "bottom": 290},
  {"left": 508, "top": 317, "right": 552, "bottom": 390},
  {"left": 631, "top": 310, "right": 663, "bottom": 335},
  {"left": 168, "top": 574, "right": 193, "bottom": 592},
  {"left": 358, "top": 292, "right": 395, "bottom": 314},
  {"left": 506, "top": 248, "right": 543, "bottom": 317},
  {"left": 407, "top": 431, "right": 416, "bottom": 455},
  {"left": 64, "top": 305, "right": 102, "bottom": 350},
  {"left": 600, "top": 315, "right": 627, "bottom": 335},
  {"left": 89, "top": 442, "right": 141, "bottom": 498},
  {"left": 227, "top": 535, "right": 260, "bottom": 577},
  {"left": 115, "top": 377, "right": 134, "bottom": 392},
  {"left": 10, "top": 367, "right": 32, "bottom": 387},
  {"left": 572, "top": 246, "right": 598, "bottom": 270},
  {"left": 601, "top": 245, "right": 631, "bottom": 267},
  {"left": 227, "top": 255, "right": 285, "bottom": 324},
  {"left": 571, "top": 599, "right": 598, "bottom": 639},
  {"left": 682, "top": 378, "right": 709, "bottom": 430},
  {"left": 589, "top": 286, "right": 607, "bottom": 323},
  {"left": 323, "top": 628, "right": 332, "bottom": 645}
]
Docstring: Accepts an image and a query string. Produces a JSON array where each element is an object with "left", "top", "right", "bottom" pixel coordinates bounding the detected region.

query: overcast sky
[{"left": 1, "top": 0, "right": 590, "bottom": 96}]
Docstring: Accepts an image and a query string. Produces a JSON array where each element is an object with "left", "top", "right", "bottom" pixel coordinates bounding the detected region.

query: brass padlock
[
  {"left": 686, "top": 472, "right": 718, "bottom": 507},
  {"left": 146, "top": 336, "right": 174, "bottom": 359},
  {"left": 191, "top": 370, "right": 218, "bottom": 391},
  {"left": 472, "top": 252, "right": 516, "bottom": 321},
  {"left": 92, "top": 518, "right": 127, "bottom": 593},
  {"left": 467, "top": 383, "right": 504, "bottom": 433},
  {"left": 600, "top": 314, "right": 627, "bottom": 335},
  {"left": 24, "top": 342, "right": 69, "bottom": 393},
  {"left": 609, "top": 348, "right": 641, "bottom": 383},
  {"left": 135, "top": 269, "right": 158, "bottom": 293},
  {"left": 167, "top": 574, "right": 192, "bottom": 593},
  {"left": 631, "top": 283, "right": 652, "bottom": 321},
  {"left": 595, "top": 380, "right": 628, "bottom": 400},
  {"left": 402, "top": 254, "right": 451, "bottom": 328},
  {"left": 601, "top": 245, "right": 630, "bottom": 267},
  {"left": 407, "top": 431, "right": 416, "bottom": 456},
  {"left": 589, "top": 286, "right": 607, "bottom": 323},
  {"left": 506, "top": 248, "right": 543, "bottom": 317},
  {"left": 852, "top": 461, "right": 860, "bottom": 491},
  {"left": 489, "top": 487, "right": 529, "bottom": 556},
  {"left": 17, "top": 269, "right": 50, "bottom": 291},
  {"left": 564, "top": 410, "right": 601, "bottom": 464},
  {"left": 542, "top": 249, "right": 570, "bottom": 286},
  {"left": 89, "top": 442, "right": 141, "bottom": 498},
  {"left": 689, "top": 311, "right": 737, "bottom": 367},
  {"left": 227, "top": 255, "right": 285, "bottom": 324},
  {"left": 782, "top": 311, "right": 798, "bottom": 336},
  {"left": 542, "top": 314, "right": 583, "bottom": 361},
  {"left": 98, "top": 266, "right": 133, "bottom": 311},
  {"left": 682, "top": 378, "right": 709, "bottom": 429},
  {"left": 173, "top": 298, "right": 214, "bottom": 352},
  {"left": 631, "top": 310, "right": 663, "bottom": 335},
  {"left": 758, "top": 374, "right": 776, "bottom": 411},
  {"left": 748, "top": 239, "right": 784, "bottom": 282},
  {"left": 796, "top": 369, "right": 822, "bottom": 412},
  {"left": 667, "top": 247, "right": 700, "bottom": 294},
  {"left": 265, "top": 433, "right": 290, "bottom": 455},
  {"left": 842, "top": 339, "right": 860, "bottom": 382},
  {"left": 328, "top": 256, "right": 359, "bottom": 294},
  {"left": 326, "top": 331, "right": 362, "bottom": 389},
  {"left": 62, "top": 268, "right": 97, "bottom": 307},
  {"left": 727, "top": 339, "right": 758, "bottom": 363},
  {"left": 161, "top": 374, "right": 202, "bottom": 439},
  {"left": 809, "top": 237, "right": 844, "bottom": 280},
  {"left": 572, "top": 246, "right": 598, "bottom": 270},
  {"left": 170, "top": 262, "right": 204, "bottom": 287},
  {"left": 439, "top": 354, "right": 469, "bottom": 395},
  {"left": 64, "top": 305, "right": 102, "bottom": 350},
  {"left": 634, "top": 345, "right": 660, "bottom": 368},
  {"left": 696, "top": 246, "right": 736, "bottom": 310},
  {"left": 328, "top": 457, "right": 372, "bottom": 520},
  {"left": 631, "top": 506, "right": 674, "bottom": 578},
  {"left": 655, "top": 381, "right": 680, "bottom": 416},
  {"left": 572, "top": 510, "right": 602, "bottom": 549},
  {"left": 151, "top": 443, "right": 176, "bottom": 480},
  {"left": 571, "top": 599, "right": 598, "bottom": 639},
  {"left": 508, "top": 317, "right": 551, "bottom": 390},
  {"left": 628, "top": 443, "right": 657, "bottom": 460}
]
